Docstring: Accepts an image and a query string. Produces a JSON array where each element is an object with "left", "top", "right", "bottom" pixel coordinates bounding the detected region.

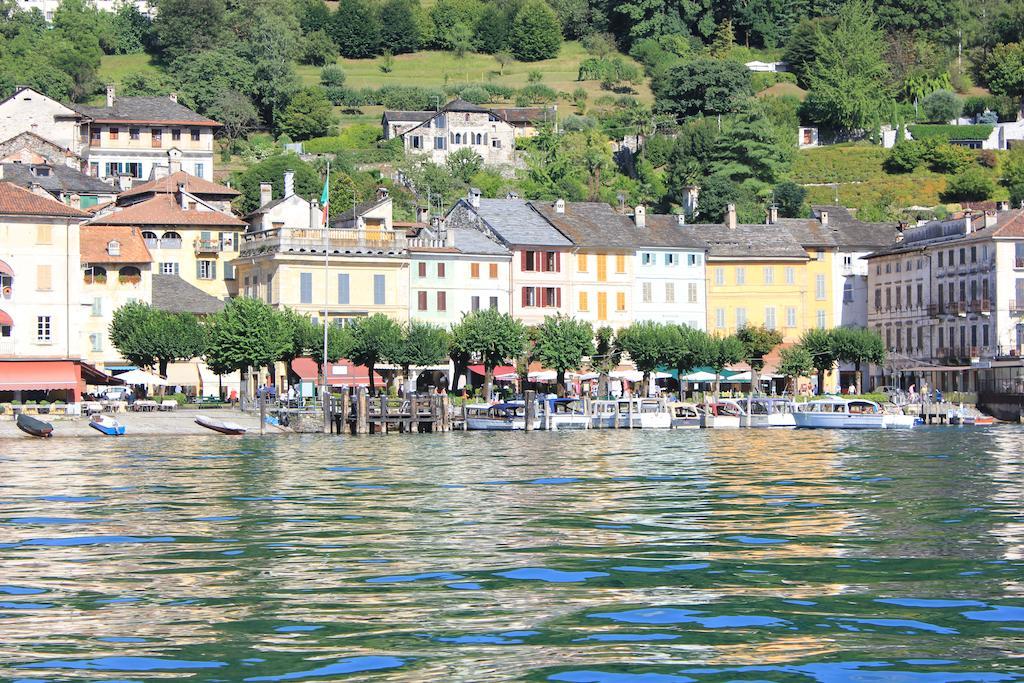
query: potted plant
[
  {"left": 38, "top": 400, "right": 50, "bottom": 415},
  {"left": 24, "top": 400, "right": 37, "bottom": 414},
  {"left": 52, "top": 400, "right": 65, "bottom": 415}
]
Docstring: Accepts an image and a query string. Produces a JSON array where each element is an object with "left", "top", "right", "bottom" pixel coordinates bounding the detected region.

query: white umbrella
[
  {"left": 610, "top": 370, "right": 643, "bottom": 382},
  {"left": 579, "top": 373, "right": 600, "bottom": 381},
  {"left": 494, "top": 372, "right": 519, "bottom": 382},
  {"left": 115, "top": 369, "right": 168, "bottom": 386},
  {"left": 529, "top": 370, "right": 558, "bottom": 382},
  {"left": 728, "top": 371, "right": 752, "bottom": 381},
  {"left": 681, "top": 370, "right": 718, "bottom": 382}
]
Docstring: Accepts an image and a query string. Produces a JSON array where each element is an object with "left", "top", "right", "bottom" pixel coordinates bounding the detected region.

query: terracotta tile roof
[
  {"left": 87, "top": 195, "right": 245, "bottom": 227},
  {"left": 80, "top": 226, "right": 152, "bottom": 264},
  {"left": 993, "top": 209, "right": 1024, "bottom": 238},
  {"left": 118, "top": 171, "right": 240, "bottom": 200},
  {"left": 0, "top": 181, "right": 89, "bottom": 218}
]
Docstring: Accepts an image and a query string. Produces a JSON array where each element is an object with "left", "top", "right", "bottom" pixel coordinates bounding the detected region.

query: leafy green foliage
[
  {"left": 663, "top": 325, "right": 709, "bottom": 378},
  {"left": 231, "top": 154, "right": 322, "bottom": 214},
  {"left": 277, "top": 87, "right": 338, "bottom": 141},
  {"left": 457, "top": 308, "right": 527, "bottom": 399},
  {"left": 921, "top": 90, "right": 963, "bottom": 123},
  {"left": 652, "top": 58, "right": 752, "bottom": 118},
  {"left": 331, "top": 0, "right": 382, "bottom": 58},
  {"left": 907, "top": 125, "right": 994, "bottom": 142},
  {"left": 205, "top": 297, "right": 291, "bottom": 376},
  {"left": 777, "top": 345, "right": 813, "bottom": 392},
  {"left": 109, "top": 301, "right": 205, "bottom": 377},
  {"left": 702, "top": 334, "right": 744, "bottom": 397},
  {"left": 379, "top": 0, "right": 425, "bottom": 55},
  {"left": 446, "top": 148, "right": 484, "bottom": 183},
  {"left": 773, "top": 181, "right": 807, "bottom": 218},
  {"left": 943, "top": 167, "right": 995, "bottom": 202},
  {"left": 533, "top": 314, "right": 595, "bottom": 395},
  {"left": 510, "top": 0, "right": 563, "bottom": 62},
  {"left": 300, "top": 29, "right": 338, "bottom": 66},
  {"left": 347, "top": 314, "right": 403, "bottom": 394},
  {"left": 615, "top": 321, "right": 667, "bottom": 391},
  {"left": 393, "top": 320, "right": 449, "bottom": 378},
  {"left": 799, "top": 327, "right": 838, "bottom": 394},
  {"left": 976, "top": 42, "right": 1024, "bottom": 100},
  {"left": 154, "top": 0, "right": 227, "bottom": 62}
]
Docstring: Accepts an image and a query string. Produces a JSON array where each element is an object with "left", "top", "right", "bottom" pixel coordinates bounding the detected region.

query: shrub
[
  {"left": 927, "top": 143, "right": 974, "bottom": 174},
  {"left": 885, "top": 141, "right": 925, "bottom": 173},
  {"left": 459, "top": 86, "right": 490, "bottom": 104},
  {"left": 375, "top": 85, "right": 446, "bottom": 111},
  {"left": 320, "top": 65, "right": 347, "bottom": 88},
  {"left": 978, "top": 149, "right": 999, "bottom": 168},
  {"left": 516, "top": 83, "right": 557, "bottom": 104},
  {"left": 921, "top": 89, "right": 963, "bottom": 123},
  {"left": 751, "top": 71, "right": 797, "bottom": 92},
  {"left": 962, "top": 95, "right": 990, "bottom": 119},
  {"left": 908, "top": 124, "right": 994, "bottom": 143},
  {"left": 562, "top": 114, "right": 596, "bottom": 131},
  {"left": 483, "top": 83, "right": 516, "bottom": 100},
  {"left": 943, "top": 167, "right": 995, "bottom": 202},
  {"left": 527, "top": 69, "right": 544, "bottom": 83}
]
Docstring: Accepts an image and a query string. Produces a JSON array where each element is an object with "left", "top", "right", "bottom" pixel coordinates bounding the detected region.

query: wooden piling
[
  {"left": 323, "top": 387, "right": 331, "bottom": 434},
  {"left": 408, "top": 396, "right": 418, "bottom": 433},
  {"left": 356, "top": 387, "right": 369, "bottom": 434},
  {"left": 524, "top": 390, "right": 536, "bottom": 431},
  {"left": 340, "top": 387, "right": 350, "bottom": 434}
]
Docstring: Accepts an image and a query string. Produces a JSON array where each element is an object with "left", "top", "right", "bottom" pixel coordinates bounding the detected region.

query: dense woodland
[{"left": 5, "top": 0, "right": 1024, "bottom": 222}]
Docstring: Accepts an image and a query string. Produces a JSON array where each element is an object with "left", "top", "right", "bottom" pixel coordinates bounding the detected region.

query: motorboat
[
  {"left": 793, "top": 398, "right": 915, "bottom": 429},
  {"left": 734, "top": 397, "right": 797, "bottom": 428},
  {"left": 465, "top": 402, "right": 539, "bottom": 431},
  {"left": 16, "top": 413, "right": 53, "bottom": 438},
  {"left": 697, "top": 401, "right": 742, "bottom": 429},
  {"left": 195, "top": 414, "right": 247, "bottom": 435},
  {"left": 539, "top": 397, "right": 590, "bottom": 430},
  {"left": 669, "top": 402, "right": 701, "bottom": 428},
  {"left": 591, "top": 398, "right": 672, "bottom": 429},
  {"left": 89, "top": 414, "right": 126, "bottom": 436},
  {"left": 948, "top": 404, "right": 995, "bottom": 426}
]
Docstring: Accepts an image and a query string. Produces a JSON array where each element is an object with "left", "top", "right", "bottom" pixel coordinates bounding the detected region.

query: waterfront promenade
[{"left": 0, "top": 409, "right": 276, "bottom": 439}]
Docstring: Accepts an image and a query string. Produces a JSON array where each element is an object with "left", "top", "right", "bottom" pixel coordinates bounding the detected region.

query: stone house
[{"left": 0, "top": 162, "right": 116, "bottom": 209}]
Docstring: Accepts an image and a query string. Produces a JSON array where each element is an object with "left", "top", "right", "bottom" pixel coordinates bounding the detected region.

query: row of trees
[{"left": 111, "top": 299, "right": 886, "bottom": 402}]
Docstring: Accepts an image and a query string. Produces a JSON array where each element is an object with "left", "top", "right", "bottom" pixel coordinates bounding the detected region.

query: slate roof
[
  {"left": 490, "top": 107, "right": 555, "bottom": 124},
  {"left": 776, "top": 217, "right": 838, "bottom": 249},
  {"left": 0, "top": 163, "right": 115, "bottom": 196},
  {"left": 80, "top": 226, "right": 152, "bottom": 264},
  {"left": 450, "top": 227, "right": 510, "bottom": 255},
  {"left": 0, "top": 181, "right": 90, "bottom": 218},
  {"left": 151, "top": 274, "right": 225, "bottom": 315},
  {"left": 867, "top": 209, "right": 1024, "bottom": 258},
  {"left": 638, "top": 214, "right": 713, "bottom": 249},
  {"left": 811, "top": 206, "right": 897, "bottom": 250},
  {"left": 683, "top": 222, "right": 809, "bottom": 259},
  {"left": 457, "top": 198, "right": 572, "bottom": 248},
  {"left": 442, "top": 98, "right": 490, "bottom": 113},
  {"left": 88, "top": 195, "right": 245, "bottom": 227},
  {"left": 72, "top": 98, "right": 219, "bottom": 126},
  {"left": 530, "top": 201, "right": 640, "bottom": 249},
  {"left": 119, "top": 171, "right": 239, "bottom": 201},
  {"left": 382, "top": 111, "right": 435, "bottom": 123},
  {"left": 330, "top": 196, "right": 388, "bottom": 225}
]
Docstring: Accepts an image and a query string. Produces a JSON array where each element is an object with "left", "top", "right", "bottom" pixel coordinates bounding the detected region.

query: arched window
[
  {"left": 118, "top": 266, "right": 141, "bottom": 285},
  {"left": 84, "top": 265, "right": 107, "bottom": 285},
  {"left": 107, "top": 240, "right": 121, "bottom": 256},
  {"left": 161, "top": 231, "right": 182, "bottom": 248},
  {"left": 454, "top": 133, "right": 462, "bottom": 144},
  {"left": 142, "top": 231, "right": 157, "bottom": 246},
  {"left": 475, "top": 133, "right": 483, "bottom": 144}
]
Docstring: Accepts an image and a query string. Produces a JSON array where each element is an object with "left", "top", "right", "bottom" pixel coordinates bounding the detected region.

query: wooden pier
[{"left": 326, "top": 387, "right": 451, "bottom": 435}]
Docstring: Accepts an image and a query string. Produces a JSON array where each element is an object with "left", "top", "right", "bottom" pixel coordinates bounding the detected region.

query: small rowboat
[
  {"left": 195, "top": 414, "right": 247, "bottom": 435},
  {"left": 90, "top": 414, "right": 126, "bottom": 436},
  {"left": 16, "top": 413, "right": 53, "bottom": 438}
]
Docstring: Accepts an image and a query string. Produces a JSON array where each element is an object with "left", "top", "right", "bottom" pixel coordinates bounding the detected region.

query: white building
[
  {"left": 631, "top": 210, "right": 708, "bottom": 329},
  {"left": 16, "top": 0, "right": 154, "bottom": 21}
]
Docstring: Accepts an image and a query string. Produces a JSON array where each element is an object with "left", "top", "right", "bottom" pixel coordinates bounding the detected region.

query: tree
[
  {"left": 663, "top": 325, "right": 708, "bottom": 393},
  {"left": 652, "top": 58, "right": 752, "bottom": 118},
  {"left": 943, "top": 167, "right": 995, "bottom": 202},
  {"left": 346, "top": 314, "right": 403, "bottom": 395},
  {"left": 459, "top": 308, "right": 527, "bottom": 401},
  {"left": 153, "top": 0, "right": 227, "bottom": 61},
  {"left": 393, "top": 321, "right": 449, "bottom": 392},
  {"left": 495, "top": 51, "right": 514, "bottom": 75},
  {"left": 109, "top": 302, "right": 205, "bottom": 379},
  {"left": 783, "top": 16, "right": 837, "bottom": 88},
  {"left": 592, "top": 325, "right": 621, "bottom": 398},
  {"left": 276, "top": 87, "right": 338, "bottom": 141},
  {"left": 275, "top": 308, "right": 315, "bottom": 381},
  {"left": 833, "top": 327, "right": 884, "bottom": 394},
  {"left": 379, "top": 0, "right": 423, "bottom": 54},
  {"left": 510, "top": 0, "right": 563, "bottom": 62},
  {"left": 110, "top": 2, "right": 151, "bottom": 54},
  {"left": 429, "top": 0, "right": 485, "bottom": 51},
  {"left": 208, "top": 90, "right": 259, "bottom": 156},
  {"left": 800, "top": 327, "right": 839, "bottom": 395},
  {"left": 308, "top": 323, "right": 352, "bottom": 381},
  {"left": 448, "top": 319, "right": 473, "bottom": 393},
  {"left": 735, "top": 325, "right": 783, "bottom": 395},
  {"left": 300, "top": 29, "right": 338, "bottom": 66},
  {"left": 231, "top": 154, "right": 321, "bottom": 214},
  {"left": 205, "top": 297, "right": 291, "bottom": 405},
  {"left": 245, "top": 17, "right": 300, "bottom": 126},
  {"left": 1003, "top": 148, "right": 1024, "bottom": 207},
  {"left": 171, "top": 48, "right": 256, "bottom": 117},
  {"left": 800, "top": 0, "right": 891, "bottom": 133},
  {"left": 709, "top": 18, "right": 735, "bottom": 57},
  {"left": 702, "top": 334, "right": 744, "bottom": 400},
  {"left": 773, "top": 181, "right": 807, "bottom": 218},
  {"left": 533, "top": 314, "right": 595, "bottom": 396},
  {"left": 615, "top": 321, "right": 667, "bottom": 396},
  {"left": 921, "top": 90, "right": 963, "bottom": 123},
  {"left": 446, "top": 147, "right": 484, "bottom": 183},
  {"left": 978, "top": 42, "right": 1024, "bottom": 101},
  {"left": 330, "top": 0, "right": 381, "bottom": 58},
  {"left": 777, "top": 345, "right": 813, "bottom": 395},
  {"left": 690, "top": 174, "right": 741, "bottom": 223},
  {"left": 121, "top": 71, "right": 174, "bottom": 97},
  {"left": 711, "top": 104, "right": 791, "bottom": 192}
]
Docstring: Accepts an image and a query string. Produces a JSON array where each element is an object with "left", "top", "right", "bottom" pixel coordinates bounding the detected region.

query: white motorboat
[
  {"left": 734, "top": 397, "right": 797, "bottom": 428},
  {"left": 669, "top": 402, "right": 701, "bottom": 429},
  {"left": 697, "top": 401, "right": 742, "bottom": 429},
  {"left": 540, "top": 397, "right": 590, "bottom": 430},
  {"left": 793, "top": 397, "right": 914, "bottom": 429},
  {"left": 591, "top": 398, "right": 672, "bottom": 429},
  {"left": 465, "top": 402, "right": 539, "bottom": 431}
]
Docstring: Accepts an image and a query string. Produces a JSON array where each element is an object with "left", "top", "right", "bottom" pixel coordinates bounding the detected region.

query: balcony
[
  {"left": 0, "top": 338, "right": 13, "bottom": 356},
  {"left": 194, "top": 238, "right": 223, "bottom": 254},
  {"left": 1010, "top": 301, "right": 1024, "bottom": 316},
  {"left": 1016, "top": 258, "right": 1024, "bottom": 269},
  {"left": 996, "top": 345, "right": 1023, "bottom": 359},
  {"left": 928, "top": 304, "right": 944, "bottom": 316},
  {"left": 954, "top": 301, "right": 967, "bottom": 317},
  {"left": 160, "top": 238, "right": 182, "bottom": 250},
  {"left": 968, "top": 298, "right": 991, "bottom": 315},
  {"left": 240, "top": 227, "right": 407, "bottom": 257}
]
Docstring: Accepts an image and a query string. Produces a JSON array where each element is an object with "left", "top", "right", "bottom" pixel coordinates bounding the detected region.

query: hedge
[{"left": 908, "top": 124, "right": 994, "bottom": 142}]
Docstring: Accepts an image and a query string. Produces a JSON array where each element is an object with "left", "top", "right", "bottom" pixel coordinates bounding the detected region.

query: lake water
[{"left": 0, "top": 428, "right": 1022, "bottom": 682}]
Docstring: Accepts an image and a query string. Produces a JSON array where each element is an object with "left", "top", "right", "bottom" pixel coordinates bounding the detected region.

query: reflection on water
[{"left": 0, "top": 428, "right": 1022, "bottom": 681}]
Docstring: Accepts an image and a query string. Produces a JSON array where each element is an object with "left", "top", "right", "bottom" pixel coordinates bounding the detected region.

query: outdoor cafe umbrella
[{"left": 114, "top": 369, "right": 168, "bottom": 386}]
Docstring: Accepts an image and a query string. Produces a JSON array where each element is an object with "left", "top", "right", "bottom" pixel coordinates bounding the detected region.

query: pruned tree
[
  {"left": 833, "top": 327, "right": 885, "bottom": 393},
  {"left": 800, "top": 327, "right": 840, "bottom": 395},
  {"left": 204, "top": 297, "right": 291, "bottom": 405},
  {"left": 393, "top": 320, "right": 449, "bottom": 393},
  {"left": 735, "top": 324, "right": 783, "bottom": 395},
  {"left": 533, "top": 314, "right": 595, "bottom": 396},
  {"left": 459, "top": 308, "right": 527, "bottom": 400},
  {"left": 702, "top": 334, "right": 744, "bottom": 401},
  {"left": 778, "top": 345, "right": 814, "bottom": 395},
  {"left": 592, "top": 325, "right": 621, "bottom": 398},
  {"left": 663, "top": 324, "right": 708, "bottom": 394},
  {"left": 615, "top": 321, "right": 667, "bottom": 396},
  {"left": 347, "top": 313, "right": 403, "bottom": 395},
  {"left": 109, "top": 301, "right": 205, "bottom": 379}
]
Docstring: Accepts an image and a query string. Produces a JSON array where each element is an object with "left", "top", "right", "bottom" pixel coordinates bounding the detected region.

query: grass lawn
[{"left": 97, "top": 53, "right": 162, "bottom": 88}]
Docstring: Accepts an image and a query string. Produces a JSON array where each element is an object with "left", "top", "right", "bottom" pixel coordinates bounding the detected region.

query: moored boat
[
  {"left": 540, "top": 397, "right": 590, "bottom": 430},
  {"left": 698, "top": 401, "right": 742, "bottom": 429},
  {"left": 591, "top": 398, "right": 672, "bottom": 429},
  {"left": 794, "top": 397, "right": 914, "bottom": 429},
  {"left": 947, "top": 404, "right": 995, "bottom": 426},
  {"left": 89, "top": 414, "right": 126, "bottom": 436},
  {"left": 734, "top": 397, "right": 797, "bottom": 428},
  {"left": 669, "top": 402, "right": 701, "bottom": 428},
  {"left": 465, "top": 402, "right": 538, "bottom": 431},
  {"left": 195, "top": 414, "right": 247, "bottom": 435},
  {"left": 16, "top": 413, "right": 53, "bottom": 438}
]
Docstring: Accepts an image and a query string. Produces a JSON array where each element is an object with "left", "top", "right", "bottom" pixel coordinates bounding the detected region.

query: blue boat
[{"left": 90, "top": 414, "right": 126, "bottom": 436}]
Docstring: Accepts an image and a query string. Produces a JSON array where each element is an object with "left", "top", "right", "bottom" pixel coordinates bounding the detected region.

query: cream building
[
  {"left": 0, "top": 87, "right": 84, "bottom": 153},
  {"left": 16, "top": 0, "right": 154, "bottom": 21},
  {"left": 79, "top": 225, "right": 153, "bottom": 371},
  {"left": 631, "top": 209, "right": 708, "bottom": 329}
]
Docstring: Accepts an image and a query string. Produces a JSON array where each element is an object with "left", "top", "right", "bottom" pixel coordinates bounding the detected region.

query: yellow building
[
  {"left": 531, "top": 200, "right": 637, "bottom": 328},
  {"left": 688, "top": 205, "right": 836, "bottom": 341}
]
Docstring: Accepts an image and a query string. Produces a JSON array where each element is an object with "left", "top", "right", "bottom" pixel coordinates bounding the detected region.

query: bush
[
  {"left": 927, "top": 143, "right": 974, "bottom": 174},
  {"left": 320, "top": 65, "right": 347, "bottom": 88},
  {"left": 978, "top": 149, "right": 999, "bottom": 168},
  {"left": 562, "top": 114, "right": 597, "bottom": 131},
  {"left": 459, "top": 85, "right": 490, "bottom": 104},
  {"left": 908, "top": 124, "right": 994, "bottom": 143},
  {"left": 885, "top": 141, "right": 925, "bottom": 173},
  {"left": 751, "top": 71, "right": 797, "bottom": 92},
  {"left": 516, "top": 83, "right": 558, "bottom": 105},
  {"left": 921, "top": 89, "right": 963, "bottom": 123},
  {"left": 300, "top": 29, "right": 339, "bottom": 66},
  {"left": 375, "top": 85, "right": 445, "bottom": 111},
  {"left": 483, "top": 83, "right": 516, "bottom": 100},
  {"left": 943, "top": 167, "right": 995, "bottom": 202},
  {"left": 962, "top": 95, "right": 990, "bottom": 118}
]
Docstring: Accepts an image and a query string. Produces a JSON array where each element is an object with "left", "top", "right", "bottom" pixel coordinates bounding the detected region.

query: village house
[
  {"left": 445, "top": 190, "right": 573, "bottom": 326},
  {"left": 0, "top": 162, "right": 117, "bottom": 209},
  {"left": 0, "top": 130, "right": 82, "bottom": 168},
  {"left": 16, "top": 0, "right": 154, "bottom": 21}
]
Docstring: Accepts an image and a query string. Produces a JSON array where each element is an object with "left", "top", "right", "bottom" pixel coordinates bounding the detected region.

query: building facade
[
  {"left": 631, "top": 209, "right": 708, "bottom": 329},
  {"left": 16, "top": 0, "right": 154, "bottom": 21}
]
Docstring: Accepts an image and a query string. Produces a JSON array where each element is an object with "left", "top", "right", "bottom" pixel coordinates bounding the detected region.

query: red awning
[
  {"left": 468, "top": 364, "right": 517, "bottom": 377},
  {"left": 290, "top": 358, "right": 383, "bottom": 387},
  {"left": 0, "top": 360, "right": 78, "bottom": 390},
  {"left": 81, "top": 361, "right": 123, "bottom": 386},
  {"left": 0, "top": 260, "right": 11, "bottom": 277},
  {"left": 0, "top": 309, "right": 11, "bottom": 326}
]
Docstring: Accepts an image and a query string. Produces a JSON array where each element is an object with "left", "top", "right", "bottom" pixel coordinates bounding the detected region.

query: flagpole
[{"left": 322, "top": 161, "right": 330, "bottom": 402}]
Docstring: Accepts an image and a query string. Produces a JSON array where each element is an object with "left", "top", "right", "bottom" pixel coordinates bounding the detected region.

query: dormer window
[
  {"left": 31, "top": 166, "right": 50, "bottom": 177},
  {"left": 107, "top": 240, "right": 121, "bottom": 256}
]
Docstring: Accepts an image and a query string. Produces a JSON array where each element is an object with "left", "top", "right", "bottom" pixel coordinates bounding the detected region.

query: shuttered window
[
  {"left": 373, "top": 274, "right": 386, "bottom": 305},
  {"left": 337, "top": 273, "right": 350, "bottom": 304},
  {"left": 616, "top": 291, "right": 626, "bottom": 311},
  {"left": 300, "top": 272, "right": 313, "bottom": 304},
  {"left": 489, "top": 263, "right": 498, "bottom": 278},
  {"left": 596, "top": 254, "right": 607, "bottom": 282},
  {"left": 615, "top": 254, "right": 626, "bottom": 273},
  {"left": 437, "top": 291, "right": 446, "bottom": 311},
  {"left": 579, "top": 291, "right": 588, "bottom": 311},
  {"left": 470, "top": 263, "right": 480, "bottom": 278},
  {"left": 37, "top": 265, "right": 52, "bottom": 291},
  {"left": 597, "top": 292, "right": 607, "bottom": 321},
  {"left": 418, "top": 262, "right": 426, "bottom": 277},
  {"left": 417, "top": 291, "right": 427, "bottom": 310},
  {"left": 437, "top": 263, "right": 445, "bottom": 278},
  {"left": 577, "top": 254, "right": 588, "bottom": 272}
]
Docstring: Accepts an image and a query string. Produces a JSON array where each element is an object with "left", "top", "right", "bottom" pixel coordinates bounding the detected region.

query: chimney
[
  {"left": 964, "top": 209, "right": 974, "bottom": 235},
  {"left": 105, "top": 83, "right": 115, "bottom": 108},
  {"left": 555, "top": 198, "right": 565, "bottom": 214},
  {"left": 117, "top": 174, "right": 133, "bottom": 191},
  {"left": 768, "top": 204, "right": 778, "bottom": 225},
  {"left": 283, "top": 170, "right": 295, "bottom": 198},
  {"left": 819, "top": 210, "right": 829, "bottom": 226},
  {"left": 168, "top": 150, "right": 182, "bottom": 175},
  {"left": 28, "top": 182, "right": 49, "bottom": 198},
  {"left": 726, "top": 203, "right": 737, "bottom": 230},
  {"left": 677, "top": 212, "right": 686, "bottom": 226},
  {"left": 985, "top": 210, "right": 997, "bottom": 229},
  {"left": 376, "top": 186, "right": 389, "bottom": 200},
  {"left": 154, "top": 164, "right": 169, "bottom": 180},
  {"left": 469, "top": 187, "right": 481, "bottom": 209},
  {"left": 69, "top": 193, "right": 81, "bottom": 210},
  {"left": 259, "top": 182, "right": 273, "bottom": 207},
  {"left": 169, "top": 92, "right": 178, "bottom": 104},
  {"left": 685, "top": 185, "right": 700, "bottom": 217},
  {"left": 177, "top": 181, "right": 187, "bottom": 209},
  {"left": 417, "top": 205, "right": 431, "bottom": 223},
  {"left": 633, "top": 205, "right": 646, "bottom": 228},
  {"left": 0, "top": 165, "right": 4, "bottom": 180},
  {"left": 310, "top": 200, "right": 321, "bottom": 229},
  {"left": 998, "top": 200, "right": 1010, "bottom": 212}
]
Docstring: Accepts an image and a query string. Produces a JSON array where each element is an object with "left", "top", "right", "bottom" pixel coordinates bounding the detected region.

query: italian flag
[{"left": 320, "top": 176, "right": 330, "bottom": 227}]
